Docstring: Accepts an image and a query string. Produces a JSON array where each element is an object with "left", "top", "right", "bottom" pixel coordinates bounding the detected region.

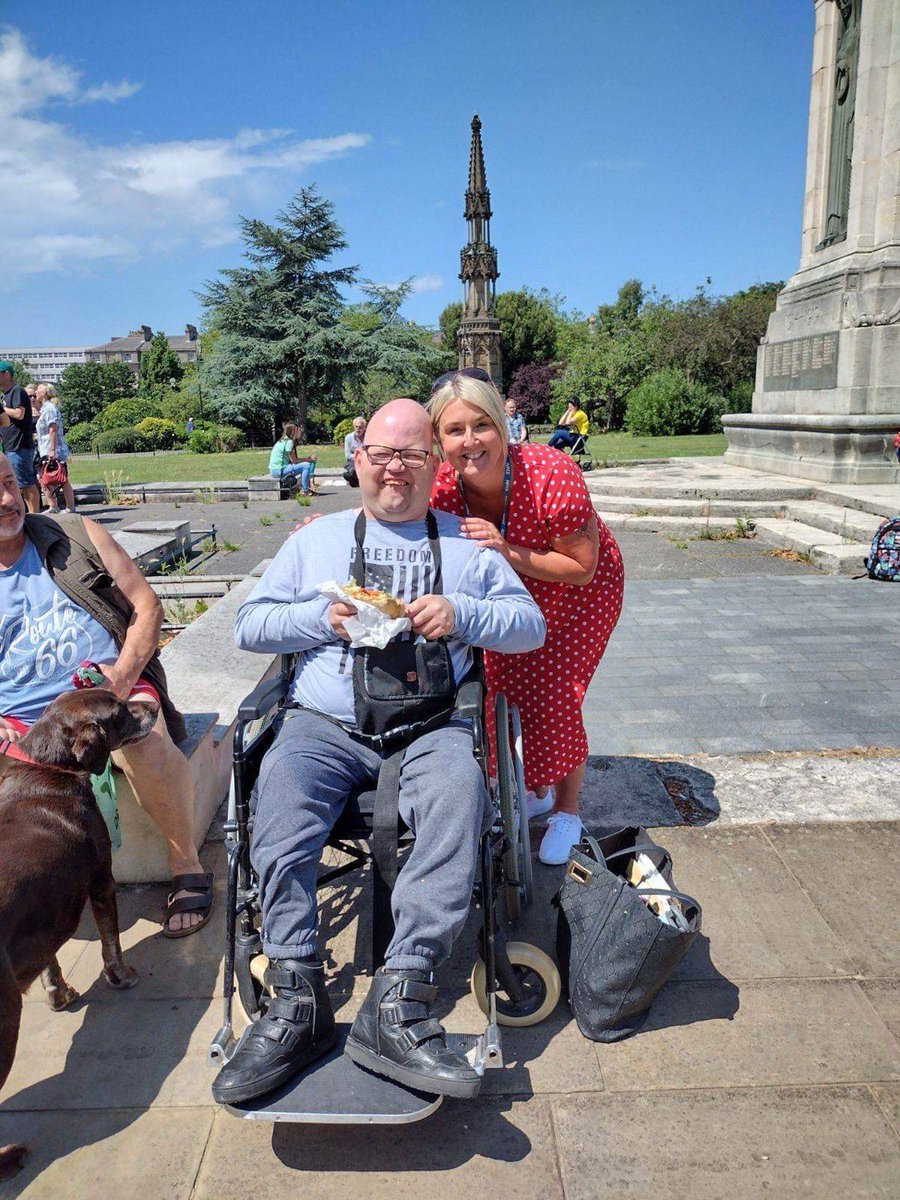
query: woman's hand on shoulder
[{"left": 460, "top": 517, "right": 509, "bottom": 559}]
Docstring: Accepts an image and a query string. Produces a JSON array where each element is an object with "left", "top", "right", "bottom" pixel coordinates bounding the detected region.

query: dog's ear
[
  {"left": 21, "top": 712, "right": 77, "bottom": 768},
  {"left": 70, "top": 718, "right": 113, "bottom": 775}
]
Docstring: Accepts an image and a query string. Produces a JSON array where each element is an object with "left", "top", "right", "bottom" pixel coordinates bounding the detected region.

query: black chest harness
[{"left": 350, "top": 509, "right": 457, "bottom": 751}]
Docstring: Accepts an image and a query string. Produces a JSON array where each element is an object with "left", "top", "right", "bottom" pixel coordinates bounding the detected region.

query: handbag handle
[
  {"left": 573, "top": 839, "right": 695, "bottom": 907},
  {"left": 602, "top": 843, "right": 671, "bottom": 866},
  {"left": 635, "top": 886, "right": 699, "bottom": 909}
]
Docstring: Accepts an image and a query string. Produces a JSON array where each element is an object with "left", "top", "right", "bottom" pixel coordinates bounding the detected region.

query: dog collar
[{"left": 0, "top": 738, "right": 88, "bottom": 777}]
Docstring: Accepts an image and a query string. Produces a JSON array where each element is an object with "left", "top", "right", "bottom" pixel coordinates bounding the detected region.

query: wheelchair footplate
[{"left": 218, "top": 1022, "right": 501, "bottom": 1125}]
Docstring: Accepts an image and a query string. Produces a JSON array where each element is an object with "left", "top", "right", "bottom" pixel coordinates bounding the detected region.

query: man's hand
[
  {"left": 98, "top": 663, "right": 137, "bottom": 701},
  {"left": 292, "top": 512, "right": 324, "bottom": 534},
  {"left": 329, "top": 601, "right": 358, "bottom": 641},
  {"left": 407, "top": 595, "right": 455, "bottom": 640},
  {"left": 0, "top": 717, "right": 22, "bottom": 742}
]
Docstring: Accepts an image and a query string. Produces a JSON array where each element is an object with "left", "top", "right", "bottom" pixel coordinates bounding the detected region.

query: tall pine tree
[{"left": 199, "top": 187, "right": 363, "bottom": 440}]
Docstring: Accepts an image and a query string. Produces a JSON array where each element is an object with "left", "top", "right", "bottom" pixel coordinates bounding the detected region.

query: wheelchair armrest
[
  {"left": 238, "top": 674, "right": 292, "bottom": 722},
  {"left": 455, "top": 678, "right": 483, "bottom": 720}
]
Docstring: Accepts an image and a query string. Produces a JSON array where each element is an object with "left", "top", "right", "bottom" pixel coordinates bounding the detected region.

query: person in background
[
  {"left": 344, "top": 416, "right": 367, "bottom": 461},
  {"left": 548, "top": 400, "right": 589, "bottom": 451},
  {"left": 342, "top": 415, "right": 367, "bottom": 487},
  {"left": 185, "top": 416, "right": 195, "bottom": 437},
  {"left": 504, "top": 398, "right": 527, "bottom": 445},
  {"left": 0, "top": 361, "right": 40, "bottom": 514},
  {"left": 26, "top": 384, "right": 40, "bottom": 422},
  {"left": 269, "top": 423, "right": 315, "bottom": 495},
  {"left": 428, "top": 370, "right": 624, "bottom": 866},
  {"left": 35, "top": 383, "right": 76, "bottom": 513}
]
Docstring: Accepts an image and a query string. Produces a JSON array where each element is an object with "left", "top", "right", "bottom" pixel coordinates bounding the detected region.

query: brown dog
[{"left": 0, "top": 689, "right": 158, "bottom": 1181}]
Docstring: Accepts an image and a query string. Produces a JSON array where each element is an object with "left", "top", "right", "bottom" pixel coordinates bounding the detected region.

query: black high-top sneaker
[
  {"left": 345, "top": 968, "right": 481, "bottom": 1098},
  {"left": 212, "top": 958, "right": 336, "bottom": 1105}
]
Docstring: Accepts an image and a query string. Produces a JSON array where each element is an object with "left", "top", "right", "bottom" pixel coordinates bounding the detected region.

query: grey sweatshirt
[{"left": 234, "top": 508, "right": 546, "bottom": 727}]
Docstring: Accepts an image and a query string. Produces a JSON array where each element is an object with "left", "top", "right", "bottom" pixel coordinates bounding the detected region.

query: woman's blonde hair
[
  {"left": 36, "top": 382, "right": 56, "bottom": 400},
  {"left": 427, "top": 373, "right": 508, "bottom": 456}
]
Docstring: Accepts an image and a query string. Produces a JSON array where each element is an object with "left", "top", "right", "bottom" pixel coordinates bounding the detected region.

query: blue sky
[{"left": 0, "top": 1, "right": 813, "bottom": 346}]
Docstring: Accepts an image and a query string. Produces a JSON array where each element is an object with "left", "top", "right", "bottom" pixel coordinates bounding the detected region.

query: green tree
[
  {"left": 95, "top": 395, "right": 163, "bottom": 431},
  {"left": 198, "top": 186, "right": 363, "bottom": 440},
  {"left": 594, "top": 279, "right": 645, "bottom": 333},
  {"left": 57, "top": 361, "right": 134, "bottom": 426},
  {"left": 438, "top": 301, "right": 462, "bottom": 353},
  {"left": 138, "top": 331, "right": 183, "bottom": 404},
  {"left": 342, "top": 279, "right": 450, "bottom": 411},
  {"left": 495, "top": 288, "right": 562, "bottom": 389}
]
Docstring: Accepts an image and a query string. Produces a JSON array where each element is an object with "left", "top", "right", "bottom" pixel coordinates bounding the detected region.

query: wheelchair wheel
[
  {"left": 495, "top": 693, "right": 522, "bottom": 923},
  {"left": 470, "top": 942, "right": 561, "bottom": 1027}
]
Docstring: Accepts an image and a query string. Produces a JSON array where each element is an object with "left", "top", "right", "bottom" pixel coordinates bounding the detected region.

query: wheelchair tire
[
  {"left": 470, "top": 942, "right": 561, "bottom": 1027},
  {"left": 494, "top": 693, "right": 521, "bottom": 923}
]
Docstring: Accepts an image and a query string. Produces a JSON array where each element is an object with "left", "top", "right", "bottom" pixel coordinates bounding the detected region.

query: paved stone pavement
[
  {"left": 6, "top": 486, "right": 897, "bottom": 1196},
  {"left": 585, "top": 574, "right": 899, "bottom": 757},
  {"left": 1, "top": 820, "right": 898, "bottom": 1197}
]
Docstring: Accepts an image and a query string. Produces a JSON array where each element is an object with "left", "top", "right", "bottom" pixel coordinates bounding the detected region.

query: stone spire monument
[
  {"left": 457, "top": 114, "right": 503, "bottom": 389},
  {"left": 723, "top": 0, "right": 899, "bottom": 483}
]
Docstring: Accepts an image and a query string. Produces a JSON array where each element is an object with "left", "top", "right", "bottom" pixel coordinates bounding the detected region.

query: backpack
[{"left": 865, "top": 517, "right": 900, "bottom": 581}]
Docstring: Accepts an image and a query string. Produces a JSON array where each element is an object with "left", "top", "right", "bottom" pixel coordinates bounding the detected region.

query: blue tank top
[{"left": 0, "top": 537, "right": 119, "bottom": 725}]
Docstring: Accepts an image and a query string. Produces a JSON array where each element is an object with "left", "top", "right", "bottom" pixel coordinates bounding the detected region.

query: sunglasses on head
[{"left": 430, "top": 367, "right": 494, "bottom": 395}]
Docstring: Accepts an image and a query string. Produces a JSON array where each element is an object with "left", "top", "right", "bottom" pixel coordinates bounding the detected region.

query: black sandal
[{"left": 162, "top": 871, "right": 214, "bottom": 939}]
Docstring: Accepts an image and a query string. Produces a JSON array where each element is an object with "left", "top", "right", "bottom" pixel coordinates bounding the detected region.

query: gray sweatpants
[{"left": 251, "top": 709, "right": 490, "bottom": 972}]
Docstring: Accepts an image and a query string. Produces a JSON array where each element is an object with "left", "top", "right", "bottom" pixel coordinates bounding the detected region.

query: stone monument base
[{"left": 722, "top": 412, "right": 900, "bottom": 484}]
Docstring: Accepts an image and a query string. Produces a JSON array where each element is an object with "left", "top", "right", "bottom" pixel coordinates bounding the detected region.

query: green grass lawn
[
  {"left": 69, "top": 433, "right": 726, "bottom": 486},
  {"left": 69, "top": 445, "right": 342, "bottom": 485}
]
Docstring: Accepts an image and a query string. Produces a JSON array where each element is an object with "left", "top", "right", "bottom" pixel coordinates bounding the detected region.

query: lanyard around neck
[{"left": 456, "top": 454, "right": 513, "bottom": 539}]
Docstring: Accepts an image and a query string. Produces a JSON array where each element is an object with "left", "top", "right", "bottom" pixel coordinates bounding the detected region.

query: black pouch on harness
[{"left": 350, "top": 509, "right": 456, "bottom": 750}]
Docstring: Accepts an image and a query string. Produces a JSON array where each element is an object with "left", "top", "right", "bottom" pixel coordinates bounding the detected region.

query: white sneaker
[
  {"left": 538, "top": 812, "right": 584, "bottom": 866},
  {"left": 525, "top": 786, "right": 555, "bottom": 821}
]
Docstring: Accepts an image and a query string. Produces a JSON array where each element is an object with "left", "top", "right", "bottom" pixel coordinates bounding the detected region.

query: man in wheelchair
[{"left": 212, "top": 398, "right": 545, "bottom": 1106}]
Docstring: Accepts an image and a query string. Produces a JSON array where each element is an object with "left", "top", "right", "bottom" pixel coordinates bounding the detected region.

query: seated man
[
  {"left": 0, "top": 451, "right": 212, "bottom": 937},
  {"left": 214, "top": 398, "right": 545, "bottom": 1104},
  {"left": 548, "top": 400, "right": 589, "bottom": 451}
]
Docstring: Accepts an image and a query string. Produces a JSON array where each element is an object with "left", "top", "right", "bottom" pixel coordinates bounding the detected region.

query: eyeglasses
[{"left": 362, "top": 445, "right": 431, "bottom": 468}]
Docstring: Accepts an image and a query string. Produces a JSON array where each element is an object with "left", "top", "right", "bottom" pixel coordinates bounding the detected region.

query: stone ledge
[{"left": 112, "top": 569, "right": 277, "bottom": 883}]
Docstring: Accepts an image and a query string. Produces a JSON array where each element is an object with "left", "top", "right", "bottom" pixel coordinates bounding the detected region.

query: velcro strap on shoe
[
  {"left": 396, "top": 979, "right": 437, "bottom": 1004},
  {"left": 258, "top": 1022, "right": 305, "bottom": 1050},
  {"left": 381, "top": 1000, "right": 429, "bottom": 1026},
  {"left": 396, "top": 1019, "right": 444, "bottom": 1051},
  {"left": 266, "top": 996, "right": 312, "bottom": 1023},
  {"left": 266, "top": 965, "right": 313, "bottom": 991}
]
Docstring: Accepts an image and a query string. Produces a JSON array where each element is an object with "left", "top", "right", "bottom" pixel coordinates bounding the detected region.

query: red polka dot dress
[{"left": 432, "top": 443, "right": 624, "bottom": 789}]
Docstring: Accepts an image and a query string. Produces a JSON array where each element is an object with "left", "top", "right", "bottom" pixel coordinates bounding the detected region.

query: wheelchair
[{"left": 209, "top": 653, "right": 561, "bottom": 1124}]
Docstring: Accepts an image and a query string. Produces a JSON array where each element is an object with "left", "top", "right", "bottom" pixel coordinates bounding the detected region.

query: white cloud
[
  {"left": 80, "top": 80, "right": 143, "bottom": 104},
  {"left": 0, "top": 29, "right": 370, "bottom": 276},
  {"left": 411, "top": 274, "right": 444, "bottom": 293}
]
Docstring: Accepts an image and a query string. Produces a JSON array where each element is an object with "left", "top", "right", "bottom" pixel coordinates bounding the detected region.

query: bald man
[{"left": 216, "top": 399, "right": 545, "bottom": 1105}]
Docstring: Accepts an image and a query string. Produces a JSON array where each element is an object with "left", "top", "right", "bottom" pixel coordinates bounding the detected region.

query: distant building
[
  {"left": 86, "top": 324, "right": 200, "bottom": 379},
  {"left": 0, "top": 346, "right": 89, "bottom": 385}
]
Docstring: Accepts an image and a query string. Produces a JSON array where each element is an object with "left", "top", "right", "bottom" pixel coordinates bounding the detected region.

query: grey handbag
[{"left": 555, "top": 827, "right": 701, "bottom": 1042}]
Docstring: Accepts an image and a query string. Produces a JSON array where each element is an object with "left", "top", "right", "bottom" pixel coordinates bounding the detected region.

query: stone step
[
  {"left": 593, "top": 508, "right": 751, "bottom": 537},
  {"left": 785, "top": 500, "right": 883, "bottom": 542},
  {"left": 589, "top": 495, "right": 788, "bottom": 517},
  {"left": 585, "top": 476, "right": 814, "bottom": 501},
  {"left": 753, "top": 518, "right": 869, "bottom": 575}
]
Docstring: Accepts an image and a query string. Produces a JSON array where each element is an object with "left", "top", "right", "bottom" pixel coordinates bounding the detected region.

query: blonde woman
[
  {"left": 35, "top": 383, "right": 76, "bottom": 512},
  {"left": 427, "top": 369, "right": 624, "bottom": 864}
]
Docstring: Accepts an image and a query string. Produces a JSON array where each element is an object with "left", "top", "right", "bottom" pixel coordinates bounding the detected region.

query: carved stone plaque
[{"left": 762, "top": 332, "right": 839, "bottom": 390}]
